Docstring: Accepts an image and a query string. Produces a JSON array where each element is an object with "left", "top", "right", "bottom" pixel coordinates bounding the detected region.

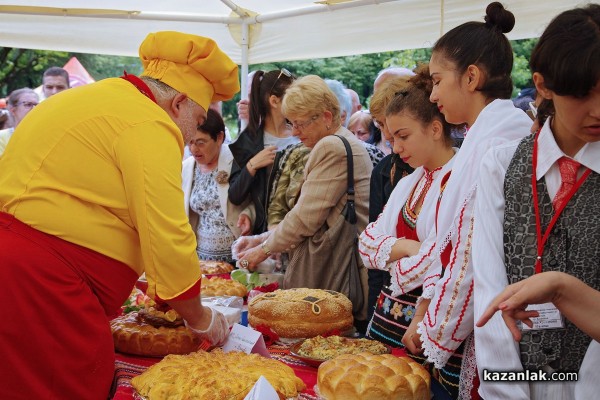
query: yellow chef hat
[{"left": 139, "top": 31, "right": 240, "bottom": 110}]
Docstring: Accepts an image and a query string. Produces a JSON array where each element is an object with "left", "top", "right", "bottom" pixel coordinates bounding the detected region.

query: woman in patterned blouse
[{"left": 182, "top": 109, "right": 255, "bottom": 263}]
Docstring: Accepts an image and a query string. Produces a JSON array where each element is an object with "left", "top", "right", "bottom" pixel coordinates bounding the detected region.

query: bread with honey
[
  {"left": 199, "top": 260, "right": 234, "bottom": 275},
  {"left": 247, "top": 288, "right": 353, "bottom": 338},
  {"left": 317, "top": 353, "right": 430, "bottom": 400},
  {"left": 110, "top": 311, "right": 200, "bottom": 357},
  {"left": 132, "top": 349, "right": 306, "bottom": 400}
]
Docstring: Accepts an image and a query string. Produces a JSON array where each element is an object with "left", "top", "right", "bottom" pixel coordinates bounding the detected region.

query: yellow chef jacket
[{"left": 0, "top": 78, "right": 199, "bottom": 300}]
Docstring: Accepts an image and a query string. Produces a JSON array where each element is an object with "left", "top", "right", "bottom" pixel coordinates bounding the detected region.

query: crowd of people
[{"left": 0, "top": 2, "right": 598, "bottom": 399}]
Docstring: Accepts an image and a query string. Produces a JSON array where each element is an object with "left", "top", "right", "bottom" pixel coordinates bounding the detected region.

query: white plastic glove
[
  {"left": 185, "top": 307, "right": 230, "bottom": 347},
  {"left": 231, "top": 231, "right": 271, "bottom": 260}
]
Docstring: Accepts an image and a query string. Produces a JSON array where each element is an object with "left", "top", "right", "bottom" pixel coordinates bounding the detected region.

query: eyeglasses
[
  {"left": 288, "top": 114, "right": 320, "bottom": 130},
  {"left": 268, "top": 68, "right": 294, "bottom": 95},
  {"left": 16, "top": 101, "right": 38, "bottom": 109}
]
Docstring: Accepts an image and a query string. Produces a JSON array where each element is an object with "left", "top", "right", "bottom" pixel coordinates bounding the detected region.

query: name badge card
[
  {"left": 223, "top": 323, "right": 270, "bottom": 357},
  {"left": 521, "top": 302, "right": 565, "bottom": 331}
]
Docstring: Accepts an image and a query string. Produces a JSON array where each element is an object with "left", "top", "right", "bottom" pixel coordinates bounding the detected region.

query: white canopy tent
[{"left": 0, "top": 0, "right": 583, "bottom": 98}]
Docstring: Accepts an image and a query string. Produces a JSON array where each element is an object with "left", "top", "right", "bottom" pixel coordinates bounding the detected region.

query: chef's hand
[{"left": 185, "top": 307, "right": 230, "bottom": 346}]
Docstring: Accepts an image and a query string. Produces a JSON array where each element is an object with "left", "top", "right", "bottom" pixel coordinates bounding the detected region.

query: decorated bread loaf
[
  {"left": 247, "top": 288, "right": 353, "bottom": 338},
  {"left": 110, "top": 311, "right": 200, "bottom": 357}
]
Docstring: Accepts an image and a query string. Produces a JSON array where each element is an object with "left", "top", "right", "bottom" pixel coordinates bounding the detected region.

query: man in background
[{"left": 42, "top": 66, "right": 70, "bottom": 98}]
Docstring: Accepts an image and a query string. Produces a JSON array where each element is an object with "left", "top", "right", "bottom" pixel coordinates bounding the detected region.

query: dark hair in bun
[
  {"left": 484, "top": 1, "right": 515, "bottom": 33},
  {"left": 432, "top": 2, "right": 515, "bottom": 99}
]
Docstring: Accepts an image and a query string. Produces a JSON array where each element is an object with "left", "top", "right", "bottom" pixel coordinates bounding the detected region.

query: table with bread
[{"left": 110, "top": 287, "right": 429, "bottom": 400}]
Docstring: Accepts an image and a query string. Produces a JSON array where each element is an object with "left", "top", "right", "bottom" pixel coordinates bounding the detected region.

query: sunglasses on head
[{"left": 269, "top": 68, "right": 294, "bottom": 95}]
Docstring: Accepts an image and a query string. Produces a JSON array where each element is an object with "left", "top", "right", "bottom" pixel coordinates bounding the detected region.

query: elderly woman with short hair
[
  {"left": 182, "top": 109, "right": 254, "bottom": 263},
  {"left": 238, "top": 75, "right": 372, "bottom": 324},
  {"left": 0, "top": 88, "right": 39, "bottom": 155}
]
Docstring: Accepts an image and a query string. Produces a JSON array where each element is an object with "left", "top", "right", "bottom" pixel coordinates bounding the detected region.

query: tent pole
[
  {"left": 221, "top": 0, "right": 250, "bottom": 130},
  {"left": 239, "top": 19, "right": 249, "bottom": 131}
]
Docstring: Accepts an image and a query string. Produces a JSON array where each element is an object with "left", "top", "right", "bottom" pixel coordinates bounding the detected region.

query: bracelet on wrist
[
  {"left": 248, "top": 160, "right": 254, "bottom": 171},
  {"left": 261, "top": 241, "right": 272, "bottom": 256}
]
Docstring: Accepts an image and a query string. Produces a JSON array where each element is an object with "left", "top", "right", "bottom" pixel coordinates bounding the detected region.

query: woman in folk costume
[
  {"left": 402, "top": 2, "right": 533, "bottom": 398},
  {"left": 473, "top": 5, "right": 600, "bottom": 399},
  {"left": 358, "top": 64, "right": 460, "bottom": 398}
]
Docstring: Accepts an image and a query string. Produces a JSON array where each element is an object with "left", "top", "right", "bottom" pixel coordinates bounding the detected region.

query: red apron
[{"left": 0, "top": 213, "right": 138, "bottom": 400}]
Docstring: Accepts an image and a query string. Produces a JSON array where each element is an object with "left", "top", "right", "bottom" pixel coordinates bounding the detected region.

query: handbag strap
[{"left": 333, "top": 135, "right": 357, "bottom": 225}]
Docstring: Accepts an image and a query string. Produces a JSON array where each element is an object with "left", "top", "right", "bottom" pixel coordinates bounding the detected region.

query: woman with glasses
[
  {"left": 236, "top": 75, "right": 373, "bottom": 325},
  {"left": 229, "top": 69, "right": 298, "bottom": 234},
  {"left": 182, "top": 109, "right": 255, "bottom": 264},
  {"left": 0, "top": 87, "right": 39, "bottom": 155}
]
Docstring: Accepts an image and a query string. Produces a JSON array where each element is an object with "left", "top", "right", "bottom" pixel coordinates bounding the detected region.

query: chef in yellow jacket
[{"left": 0, "top": 32, "right": 239, "bottom": 399}]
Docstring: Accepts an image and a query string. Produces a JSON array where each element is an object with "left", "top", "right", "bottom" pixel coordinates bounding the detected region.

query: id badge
[{"left": 520, "top": 302, "right": 565, "bottom": 330}]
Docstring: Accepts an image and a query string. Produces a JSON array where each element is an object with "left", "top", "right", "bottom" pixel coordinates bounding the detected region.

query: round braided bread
[{"left": 317, "top": 353, "right": 430, "bottom": 400}]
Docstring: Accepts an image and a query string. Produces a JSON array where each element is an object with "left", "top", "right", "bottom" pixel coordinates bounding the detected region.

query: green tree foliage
[
  {"left": 2, "top": 38, "right": 538, "bottom": 128},
  {"left": 0, "top": 48, "right": 141, "bottom": 97},
  {"left": 75, "top": 53, "right": 141, "bottom": 81},
  {"left": 0, "top": 48, "right": 68, "bottom": 96}
]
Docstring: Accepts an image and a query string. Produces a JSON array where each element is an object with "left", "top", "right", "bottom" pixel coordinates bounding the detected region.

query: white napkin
[{"left": 243, "top": 376, "right": 280, "bottom": 400}]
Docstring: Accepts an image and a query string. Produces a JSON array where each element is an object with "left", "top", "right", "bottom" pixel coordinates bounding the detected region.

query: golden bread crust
[
  {"left": 132, "top": 349, "right": 306, "bottom": 400},
  {"left": 199, "top": 260, "right": 234, "bottom": 275},
  {"left": 317, "top": 353, "right": 430, "bottom": 400},
  {"left": 201, "top": 276, "right": 248, "bottom": 297},
  {"left": 247, "top": 288, "right": 353, "bottom": 338},
  {"left": 110, "top": 312, "right": 200, "bottom": 357}
]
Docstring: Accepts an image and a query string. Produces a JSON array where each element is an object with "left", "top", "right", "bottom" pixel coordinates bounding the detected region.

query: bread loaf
[
  {"left": 110, "top": 312, "right": 200, "bottom": 357},
  {"left": 317, "top": 353, "right": 430, "bottom": 400},
  {"left": 199, "top": 260, "right": 234, "bottom": 275},
  {"left": 201, "top": 276, "right": 248, "bottom": 297},
  {"left": 132, "top": 349, "right": 306, "bottom": 400},
  {"left": 248, "top": 288, "right": 353, "bottom": 338}
]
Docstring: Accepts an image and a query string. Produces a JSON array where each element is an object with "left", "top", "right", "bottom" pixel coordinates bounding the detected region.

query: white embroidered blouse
[
  {"left": 359, "top": 157, "right": 455, "bottom": 297},
  {"left": 416, "top": 99, "right": 532, "bottom": 370}
]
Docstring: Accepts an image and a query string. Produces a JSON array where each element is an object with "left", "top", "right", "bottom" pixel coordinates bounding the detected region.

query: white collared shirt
[
  {"left": 535, "top": 122, "right": 600, "bottom": 199},
  {"left": 473, "top": 118, "right": 600, "bottom": 400}
]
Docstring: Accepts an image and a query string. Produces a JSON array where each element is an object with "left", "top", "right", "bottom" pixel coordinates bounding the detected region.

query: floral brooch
[{"left": 215, "top": 170, "right": 229, "bottom": 184}]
